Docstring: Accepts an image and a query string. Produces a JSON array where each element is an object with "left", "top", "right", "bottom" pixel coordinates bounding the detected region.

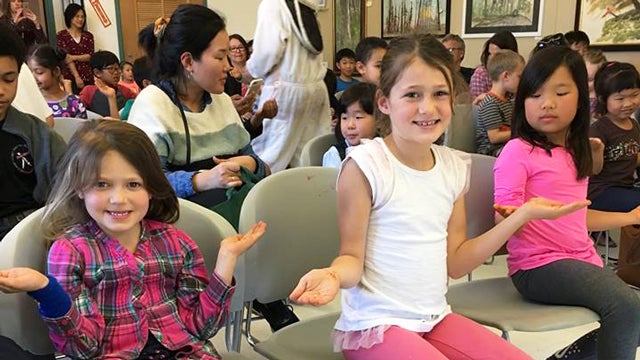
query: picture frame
[
  {"left": 382, "top": 0, "right": 450, "bottom": 39},
  {"left": 335, "top": 0, "right": 365, "bottom": 55},
  {"left": 462, "top": 0, "right": 544, "bottom": 38},
  {"left": 317, "top": 0, "right": 327, "bottom": 10},
  {"left": 574, "top": 0, "right": 640, "bottom": 51}
]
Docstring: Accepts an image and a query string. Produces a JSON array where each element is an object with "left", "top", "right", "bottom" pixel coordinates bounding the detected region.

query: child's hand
[
  {"left": 494, "top": 203, "right": 519, "bottom": 218},
  {"left": 220, "top": 221, "right": 267, "bottom": 257},
  {"left": 289, "top": 268, "right": 340, "bottom": 306},
  {"left": 0, "top": 267, "right": 49, "bottom": 293},
  {"left": 95, "top": 78, "right": 116, "bottom": 98},
  {"left": 520, "top": 197, "right": 590, "bottom": 220}
]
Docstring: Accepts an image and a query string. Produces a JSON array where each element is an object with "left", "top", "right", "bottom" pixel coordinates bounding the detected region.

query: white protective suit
[{"left": 247, "top": 0, "right": 331, "bottom": 172}]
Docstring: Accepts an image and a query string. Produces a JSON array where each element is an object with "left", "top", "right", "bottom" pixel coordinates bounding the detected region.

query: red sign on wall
[{"left": 89, "top": 0, "right": 112, "bottom": 28}]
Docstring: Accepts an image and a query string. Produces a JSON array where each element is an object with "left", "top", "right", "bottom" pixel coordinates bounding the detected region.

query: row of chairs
[{"left": 1, "top": 129, "right": 601, "bottom": 358}]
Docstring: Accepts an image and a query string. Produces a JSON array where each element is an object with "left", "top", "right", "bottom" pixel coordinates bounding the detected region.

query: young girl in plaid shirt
[{"left": 0, "top": 120, "right": 265, "bottom": 359}]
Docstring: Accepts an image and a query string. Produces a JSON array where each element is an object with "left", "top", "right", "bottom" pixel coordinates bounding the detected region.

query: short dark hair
[
  {"left": 594, "top": 61, "right": 640, "bottom": 118},
  {"left": 0, "top": 23, "right": 26, "bottom": 67},
  {"left": 132, "top": 56, "right": 152, "bottom": 89},
  {"left": 335, "top": 82, "right": 378, "bottom": 143},
  {"left": 229, "top": 33, "right": 250, "bottom": 60},
  {"left": 355, "top": 37, "right": 388, "bottom": 64},
  {"left": 564, "top": 30, "right": 590, "bottom": 46},
  {"left": 64, "top": 3, "right": 86, "bottom": 30},
  {"left": 90, "top": 50, "right": 119, "bottom": 71},
  {"left": 441, "top": 34, "right": 465, "bottom": 51},
  {"left": 335, "top": 48, "right": 356, "bottom": 63}
]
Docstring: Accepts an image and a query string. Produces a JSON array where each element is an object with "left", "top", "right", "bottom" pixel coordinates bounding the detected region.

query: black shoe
[{"left": 252, "top": 300, "right": 300, "bottom": 332}]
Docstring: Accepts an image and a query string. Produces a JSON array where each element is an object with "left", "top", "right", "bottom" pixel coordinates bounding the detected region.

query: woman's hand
[
  {"left": 257, "top": 99, "right": 278, "bottom": 119},
  {"left": 22, "top": 8, "right": 40, "bottom": 28},
  {"left": 231, "top": 94, "right": 255, "bottom": 116},
  {"left": 193, "top": 159, "right": 242, "bottom": 191},
  {"left": 503, "top": 197, "right": 591, "bottom": 221},
  {"left": 0, "top": 267, "right": 49, "bottom": 293},
  {"left": 289, "top": 268, "right": 340, "bottom": 306},
  {"left": 74, "top": 76, "right": 85, "bottom": 89}
]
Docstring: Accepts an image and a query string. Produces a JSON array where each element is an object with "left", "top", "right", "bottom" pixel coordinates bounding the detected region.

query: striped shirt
[{"left": 43, "top": 219, "right": 234, "bottom": 359}]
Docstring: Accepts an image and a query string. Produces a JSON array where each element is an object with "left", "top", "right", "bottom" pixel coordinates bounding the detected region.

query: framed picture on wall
[
  {"left": 574, "top": 0, "right": 640, "bottom": 51},
  {"left": 335, "top": 0, "right": 365, "bottom": 54},
  {"left": 382, "top": 0, "right": 450, "bottom": 39},
  {"left": 462, "top": 0, "right": 544, "bottom": 38}
]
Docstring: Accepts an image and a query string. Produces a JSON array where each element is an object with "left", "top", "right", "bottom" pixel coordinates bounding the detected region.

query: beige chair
[
  {"left": 443, "top": 104, "right": 476, "bottom": 153},
  {"left": 446, "top": 153, "right": 600, "bottom": 340},
  {"left": 238, "top": 167, "right": 343, "bottom": 360},
  {"left": 175, "top": 199, "right": 245, "bottom": 352},
  {"left": 299, "top": 133, "right": 335, "bottom": 166},
  {"left": 52, "top": 117, "right": 88, "bottom": 143},
  {"left": 0, "top": 208, "right": 56, "bottom": 356}
]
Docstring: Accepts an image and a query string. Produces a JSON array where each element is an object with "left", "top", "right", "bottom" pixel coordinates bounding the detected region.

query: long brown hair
[{"left": 42, "top": 120, "right": 179, "bottom": 241}]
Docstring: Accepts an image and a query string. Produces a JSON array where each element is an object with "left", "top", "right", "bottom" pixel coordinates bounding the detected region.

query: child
[
  {"left": 322, "top": 82, "right": 377, "bottom": 168},
  {"left": 118, "top": 60, "right": 140, "bottom": 97},
  {"left": 493, "top": 46, "right": 640, "bottom": 360},
  {"left": 26, "top": 44, "right": 87, "bottom": 119},
  {"left": 354, "top": 36, "right": 387, "bottom": 86},
  {"left": 476, "top": 49, "right": 524, "bottom": 156},
  {"left": 79, "top": 51, "right": 134, "bottom": 118},
  {"left": 0, "top": 120, "right": 265, "bottom": 359},
  {"left": 0, "top": 24, "right": 66, "bottom": 240},
  {"left": 564, "top": 30, "right": 590, "bottom": 56},
  {"left": 290, "top": 34, "right": 587, "bottom": 359},
  {"left": 120, "top": 56, "right": 152, "bottom": 121},
  {"left": 583, "top": 48, "right": 606, "bottom": 120},
  {"left": 335, "top": 48, "right": 358, "bottom": 93},
  {"left": 588, "top": 62, "right": 640, "bottom": 211}
]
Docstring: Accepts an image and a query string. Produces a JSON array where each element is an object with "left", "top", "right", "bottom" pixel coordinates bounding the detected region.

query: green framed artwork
[
  {"left": 574, "top": 0, "right": 640, "bottom": 51},
  {"left": 382, "top": 0, "right": 450, "bottom": 38},
  {"left": 334, "top": 0, "right": 365, "bottom": 54}
]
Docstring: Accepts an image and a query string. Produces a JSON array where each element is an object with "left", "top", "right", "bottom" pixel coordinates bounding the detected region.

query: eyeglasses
[
  {"left": 535, "top": 33, "right": 569, "bottom": 50},
  {"left": 447, "top": 47, "right": 463, "bottom": 53},
  {"left": 229, "top": 46, "right": 246, "bottom": 52},
  {"left": 102, "top": 65, "right": 121, "bottom": 73}
]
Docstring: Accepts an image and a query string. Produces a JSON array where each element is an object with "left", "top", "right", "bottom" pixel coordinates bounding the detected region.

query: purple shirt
[
  {"left": 43, "top": 219, "right": 233, "bottom": 359},
  {"left": 494, "top": 138, "right": 602, "bottom": 275}
]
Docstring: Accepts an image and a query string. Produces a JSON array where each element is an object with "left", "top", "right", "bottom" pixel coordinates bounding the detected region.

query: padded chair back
[
  {"left": 299, "top": 133, "right": 336, "bottom": 167},
  {"left": 444, "top": 104, "right": 476, "bottom": 153},
  {"left": 465, "top": 153, "right": 496, "bottom": 239},
  {"left": 239, "top": 167, "right": 340, "bottom": 304},
  {"left": 53, "top": 117, "right": 88, "bottom": 143},
  {"left": 175, "top": 199, "right": 245, "bottom": 318},
  {"left": 0, "top": 208, "right": 55, "bottom": 355}
]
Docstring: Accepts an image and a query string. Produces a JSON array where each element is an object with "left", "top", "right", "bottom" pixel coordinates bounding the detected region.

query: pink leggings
[{"left": 343, "top": 313, "right": 532, "bottom": 360}]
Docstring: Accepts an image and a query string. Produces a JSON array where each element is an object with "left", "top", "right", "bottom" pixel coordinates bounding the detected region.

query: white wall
[
  {"left": 53, "top": 0, "right": 120, "bottom": 57},
  {"left": 208, "top": 0, "right": 261, "bottom": 40}
]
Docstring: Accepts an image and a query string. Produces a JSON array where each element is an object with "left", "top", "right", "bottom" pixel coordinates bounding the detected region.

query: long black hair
[{"left": 511, "top": 46, "right": 592, "bottom": 179}]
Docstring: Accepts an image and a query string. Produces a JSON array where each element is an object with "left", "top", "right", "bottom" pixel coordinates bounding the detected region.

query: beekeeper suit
[{"left": 247, "top": 0, "right": 331, "bottom": 172}]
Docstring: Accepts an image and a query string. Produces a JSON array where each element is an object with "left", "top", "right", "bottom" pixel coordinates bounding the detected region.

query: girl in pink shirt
[{"left": 494, "top": 46, "right": 640, "bottom": 360}]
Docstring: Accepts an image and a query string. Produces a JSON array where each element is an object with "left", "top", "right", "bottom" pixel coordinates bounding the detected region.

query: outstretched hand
[
  {"left": 0, "top": 267, "right": 49, "bottom": 294},
  {"left": 289, "top": 268, "right": 340, "bottom": 306},
  {"left": 219, "top": 221, "right": 267, "bottom": 257},
  {"left": 496, "top": 197, "right": 590, "bottom": 220}
]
